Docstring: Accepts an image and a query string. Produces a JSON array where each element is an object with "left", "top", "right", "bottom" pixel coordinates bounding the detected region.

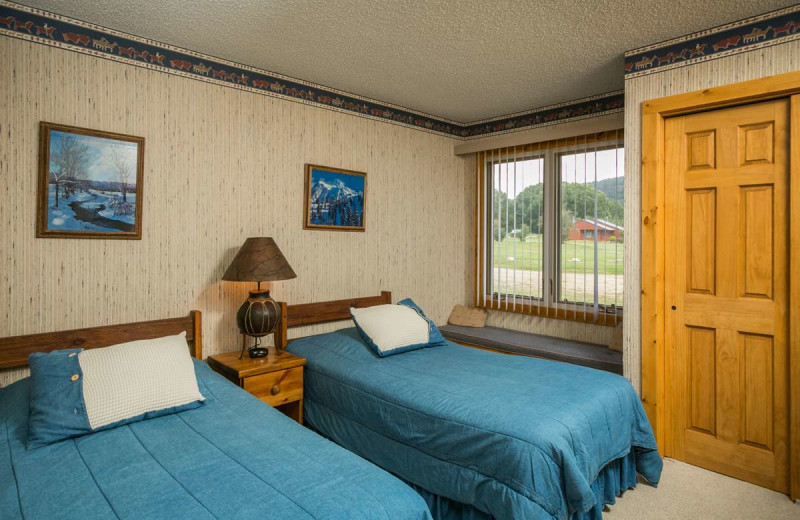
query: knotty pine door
[{"left": 663, "top": 98, "right": 790, "bottom": 492}]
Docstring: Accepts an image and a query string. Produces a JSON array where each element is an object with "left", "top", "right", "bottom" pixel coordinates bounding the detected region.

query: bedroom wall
[
  {"left": 623, "top": 40, "right": 800, "bottom": 393},
  {"left": 0, "top": 37, "right": 473, "bottom": 386}
]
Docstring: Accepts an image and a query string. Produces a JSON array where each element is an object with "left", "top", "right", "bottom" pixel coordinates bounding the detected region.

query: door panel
[
  {"left": 687, "top": 189, "right": 716, "bottom": 294},
  {"left": 688, "top": 326, "right": 716, "bottom": 435},
  {"left": 738, "top": 122, "right": 774, "bottom": 165},
  {"left": 664, "top": 99, "right": 789, "bottom": 493},
  {"left": 688, "top": 130, "right": 716, "bottom": 169},
  {"left": 741, "top": 333, "right": 773, "bottom": 450},
  {"left": 740, "top": 185, "right": 773, "bottom": 299}
]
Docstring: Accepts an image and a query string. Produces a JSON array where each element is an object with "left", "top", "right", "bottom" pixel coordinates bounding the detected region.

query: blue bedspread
[
  {"left": 0, "top": 359, "right": 431, "bottom": 520},
  {"left": 288, "top": 329, "right": 663, "bottom": 520}
]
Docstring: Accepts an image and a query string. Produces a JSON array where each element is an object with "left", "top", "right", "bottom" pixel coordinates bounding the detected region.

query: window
[{"left": 475, "top": 131, "right": 624, "bottom": 325}]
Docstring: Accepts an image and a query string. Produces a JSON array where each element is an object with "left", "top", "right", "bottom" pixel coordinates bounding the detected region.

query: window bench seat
[{"left": 438, "top": 324, "right": 623, "bottom": 375}]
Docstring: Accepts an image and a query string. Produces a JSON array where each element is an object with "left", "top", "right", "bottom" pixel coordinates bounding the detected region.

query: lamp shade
[{"left": 222, "top": 237, "right": 297, "bottom": 282}]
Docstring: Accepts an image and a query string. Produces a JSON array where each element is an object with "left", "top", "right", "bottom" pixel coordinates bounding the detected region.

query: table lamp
[{"left": 222, "top": 237, "right": 296, "bottom": 358}]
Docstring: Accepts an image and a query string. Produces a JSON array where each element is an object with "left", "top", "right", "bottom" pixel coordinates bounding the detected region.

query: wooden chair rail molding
[
  {"left": 0, "top": 311, "right": 202, "bottom": 369},
  {"left": 274, "top": 291, "right": 391, "bottom": 350},
  {"left": 640, "top": 69, "right": 800, "bottom": 500}
]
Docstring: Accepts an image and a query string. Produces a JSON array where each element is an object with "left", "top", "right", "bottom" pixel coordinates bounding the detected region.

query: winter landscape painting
[
  {"left": 303, "top": 164, "right": 366, "bottom": 231},
  {"left": 37, "top": 123, "right": 144, "bottom": 239}
]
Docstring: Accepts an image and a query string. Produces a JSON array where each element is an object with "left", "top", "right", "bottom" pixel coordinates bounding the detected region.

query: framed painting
[
  {"left": 37, "top": 122, "right": 144, "bottom": 239},
  {"left": 303, "top": 164, "right": 366, "bottom": 232}
]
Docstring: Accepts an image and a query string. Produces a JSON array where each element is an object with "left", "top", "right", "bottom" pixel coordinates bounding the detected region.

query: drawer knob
[{"left": 271, "top": 384, "right": 281, "bottom": 396}]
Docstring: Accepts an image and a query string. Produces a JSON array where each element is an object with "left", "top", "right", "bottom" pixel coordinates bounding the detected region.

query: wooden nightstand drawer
[
  {"left": 207, "top": 349, "right": 306, "bottom": 423},
  {"left": 243, "top": 366, "right": 303, "bottom": 407}
]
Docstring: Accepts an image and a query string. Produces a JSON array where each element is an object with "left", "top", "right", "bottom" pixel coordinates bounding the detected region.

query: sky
[
  {"left": 49, "top": 130, "right": 138, "bottom": 183},
  {"left": 312, "top": 168, "right": 365, "bottom": 194},
  {"left": 493, "top": 148, "right": 624, "bottom": 199},
  {"left": 561, "top": 148, "right": 624, "bottom": 185},
  {"left": 493, "top": 157, "right": 543, "bottom": 199}
]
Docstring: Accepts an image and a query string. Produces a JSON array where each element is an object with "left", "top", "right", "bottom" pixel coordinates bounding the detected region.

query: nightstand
[{"left": 207, "top": 349, "right": 306, "bottom": 423}]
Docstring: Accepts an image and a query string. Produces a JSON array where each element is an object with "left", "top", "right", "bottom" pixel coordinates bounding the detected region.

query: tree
[
  {"left": 518, "top": 223, "right": 530, "bottom": 242},
  {"left": 493, "top": 185, "right": 544, "bottom": 241},
  {"left": 49, "top": 134, "right": 89, "bottom": 207},
  {"left": 560, "top": 207, "right": 575, "bottom": 244},
  {"left": 492, "top": 217, "right": 507, "bottom": 241},
  {"left": 110, "top": 144, "right": 133, "bottom": 203},
  {"left": 509, "top": 183, "right": 544, "bottom": 235},
  {"left": 492, "top": 189, "right": 510, "bottom": 240},
  {"left": 561, "top": 183, "right": 623, "bottom": 226}
]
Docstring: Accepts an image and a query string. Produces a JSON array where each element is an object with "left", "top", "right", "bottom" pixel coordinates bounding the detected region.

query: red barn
[{"left": 568, "top": 218, "right": 623, "bottom": 242}]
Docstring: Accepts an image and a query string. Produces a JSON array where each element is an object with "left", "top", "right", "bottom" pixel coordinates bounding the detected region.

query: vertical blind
[{"left": 474, "top": 130, "right": 624, "bottom": 326}]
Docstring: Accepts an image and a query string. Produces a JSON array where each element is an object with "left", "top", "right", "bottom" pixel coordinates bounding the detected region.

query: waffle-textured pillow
[
  {"left": 447, "top": 304, "right": 488, "bottom": 328},
  {"left": 350, "top": 298, "right": 447, "bottom": 357},
  {"left": 27, "top": 332, "right": 205, "bottom": 449}
]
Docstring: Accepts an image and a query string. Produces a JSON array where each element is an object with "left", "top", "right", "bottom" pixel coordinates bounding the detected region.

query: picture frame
[
  {"left": 37, "top": 122, "right": 145, "bottom": 239},
  {"left": 303, "top": 164, "right": 366, "bottom": 232}
]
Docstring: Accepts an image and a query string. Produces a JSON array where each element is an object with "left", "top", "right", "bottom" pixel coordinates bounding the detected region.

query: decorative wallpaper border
[
  {"left": 460, "top": 90, "right": 624, "bottom": 138},
  {"left": 0, "top": 1, "right": 623, "bottom": 140},
  {"left": 625, "top": 5, "right": 800, "bottom": 78}
]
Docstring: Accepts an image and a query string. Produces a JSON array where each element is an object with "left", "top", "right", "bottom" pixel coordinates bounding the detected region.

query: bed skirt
[{"left": 407, "top": 449, "right": 644, "bottom": 520}]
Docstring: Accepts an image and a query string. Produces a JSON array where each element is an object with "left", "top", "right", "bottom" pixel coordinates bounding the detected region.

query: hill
[{"left": 595, "top": 177, "right": 624, "bottom": 203}]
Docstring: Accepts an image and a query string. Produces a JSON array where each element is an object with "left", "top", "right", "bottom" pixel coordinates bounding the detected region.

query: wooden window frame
[
  {"left": 640, "top": 70, "right": 800, "bottom": 500},
  {"left": 474, "top": 131, "right": 624, "bottom": 327}
]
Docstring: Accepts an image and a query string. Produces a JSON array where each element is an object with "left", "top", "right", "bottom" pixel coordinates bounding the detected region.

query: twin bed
[
  {"left": 278, "top": 292, "right": 661, "bottom": 520},
  {"left": 1, "top": 293, "right": 662, "bottom": 520},
  {"left": 0, "top": 312, "right": 430, "bottom": 520}
]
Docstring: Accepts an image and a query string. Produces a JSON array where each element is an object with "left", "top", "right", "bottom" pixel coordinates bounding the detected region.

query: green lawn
[{"left": 492, "top": 236, "right": 624, "bottom": 275}]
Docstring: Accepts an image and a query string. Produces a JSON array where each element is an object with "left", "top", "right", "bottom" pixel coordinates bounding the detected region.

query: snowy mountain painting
[
  {"left": 38, "top": 124, "right": 143, "bottom": 239},
  {"left": 304, "top": 165, "right": 366, "bottom": 231}
]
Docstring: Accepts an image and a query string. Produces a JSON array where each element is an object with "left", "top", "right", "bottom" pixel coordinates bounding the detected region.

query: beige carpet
[{"left": 605, "top": 458, "right": 800, "bottom": 519}]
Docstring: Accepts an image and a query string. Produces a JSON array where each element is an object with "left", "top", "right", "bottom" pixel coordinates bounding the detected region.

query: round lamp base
[
  {"left": 236, "top": 290, "right": 281, "bottom": 336},
  {"left": 248, "top": 346, "right": 269, "bottom": 358}
]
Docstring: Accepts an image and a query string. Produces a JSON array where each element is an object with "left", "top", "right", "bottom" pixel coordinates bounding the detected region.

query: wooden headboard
[
  {"left": 274, "top": 292, "right": 391, "bottom": 349},
  {"left": 0, "top": 311, "right": 202, "bottom": 370}
]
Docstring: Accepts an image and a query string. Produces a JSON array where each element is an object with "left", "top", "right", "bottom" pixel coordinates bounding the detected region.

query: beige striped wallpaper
[
  {"left": 0, "top": 37, "right": 474, "bottom": 386},
  {"left": 623, "top": 41, "right": 800, "bottom": 393}
]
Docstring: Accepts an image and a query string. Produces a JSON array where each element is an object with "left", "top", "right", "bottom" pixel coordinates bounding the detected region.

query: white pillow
[
  {"left": 350, "top": 304, "right": 430, "bottom": 356},
  {"left": 79, "top": 332, "right": 205, "bottom": 429}
]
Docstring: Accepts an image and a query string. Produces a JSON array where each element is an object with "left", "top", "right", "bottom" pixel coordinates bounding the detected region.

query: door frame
[{"left": 641, "top": 69, "right": 800, "bottom": 500}]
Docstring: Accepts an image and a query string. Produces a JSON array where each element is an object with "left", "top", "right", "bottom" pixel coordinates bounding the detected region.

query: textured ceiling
[{"left": 21, "top": 0, "right": 797, "bottom": 122}]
